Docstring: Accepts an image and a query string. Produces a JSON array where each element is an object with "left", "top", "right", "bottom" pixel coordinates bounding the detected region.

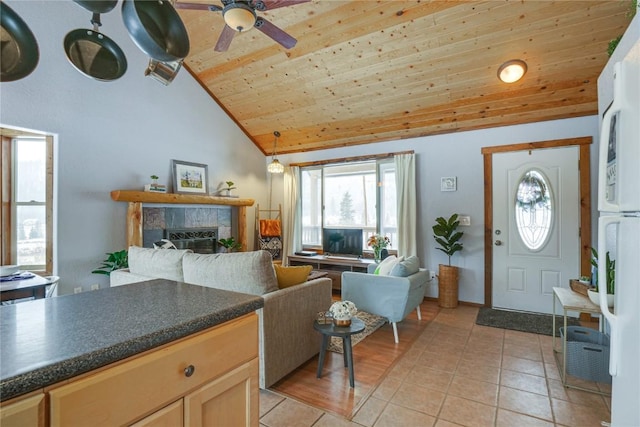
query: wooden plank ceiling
[{"left": 175, "top": 0, "right": 632, "bottom": 155}]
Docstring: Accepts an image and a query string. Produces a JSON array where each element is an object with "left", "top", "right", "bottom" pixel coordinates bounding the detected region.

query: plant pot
[
  {"left": 438, "top": 264, "right": 459, "bottom": 308},
  {"left": 587, "top": 289, "right": 614, "bottom": 308}
]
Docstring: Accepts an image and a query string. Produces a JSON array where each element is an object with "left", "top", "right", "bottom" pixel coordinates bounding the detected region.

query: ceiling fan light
[
  {"left": 268, "top": 158, "right": 284, "bottom": 174},
  {"left": 498, "top": 59, "right": 527, "bottom": 83},
  {"left": 224, "top": 4, "right": 256, "bottom": 32}
]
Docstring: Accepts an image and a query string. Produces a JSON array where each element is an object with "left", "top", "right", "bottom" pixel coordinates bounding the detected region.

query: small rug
[
  {"left": 327, "top": 311, "right": 386, "bottom": 353},
  {"left": 475, "top": 307, "right": 580, "bottom": 336}
]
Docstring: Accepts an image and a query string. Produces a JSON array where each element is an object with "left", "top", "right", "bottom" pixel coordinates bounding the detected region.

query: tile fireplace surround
[
  {"left": 142, "top": 206, "right": 229, "bottom": 251},
  {"left": 110, "top": 190, "right": 255, "bottom": 251}
]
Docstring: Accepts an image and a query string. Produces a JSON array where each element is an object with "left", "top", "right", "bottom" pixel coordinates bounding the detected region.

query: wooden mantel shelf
[
  {"left": 110, "top": 190, "right": 255, "bottom": 207},
  {"left": 111, "top": 190, "right": 255, "bottom": 251}
]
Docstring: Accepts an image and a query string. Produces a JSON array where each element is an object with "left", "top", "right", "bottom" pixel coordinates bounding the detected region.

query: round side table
[{"left": 314, "top": 318, "right": 365, "bottom": 387}]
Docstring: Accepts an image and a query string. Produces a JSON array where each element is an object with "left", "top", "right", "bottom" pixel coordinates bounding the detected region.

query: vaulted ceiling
[{"left": 175, "top": 0, "right": 633, "bottom": 155}]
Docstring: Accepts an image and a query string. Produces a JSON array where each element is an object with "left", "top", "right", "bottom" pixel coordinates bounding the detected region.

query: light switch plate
[{"left": 459, "top": 215, "right": 471, "bottom": 226}]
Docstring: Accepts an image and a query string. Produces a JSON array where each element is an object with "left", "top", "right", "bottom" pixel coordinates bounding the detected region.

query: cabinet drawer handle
[{"left": 184, "top": 365, "right": 195, "bottom": 377}]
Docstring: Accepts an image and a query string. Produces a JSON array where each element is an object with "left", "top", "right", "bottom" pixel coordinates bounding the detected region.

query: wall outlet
[
  {"left": 429, "top": 270, "right": 436, "bottom": 281},
  {"left": 458, "top": 215, "right": 471, "bottom": 226},
  {"left": 90, "top": 284, "right": 100, "bottom": 291},
  {"left": 73, "top": 287, "right": 82, "bottom": 294}
]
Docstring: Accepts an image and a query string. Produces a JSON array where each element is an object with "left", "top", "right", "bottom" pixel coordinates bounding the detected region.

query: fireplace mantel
[{"left": 111, "top": 190, "right": 255, "bottom": 251}]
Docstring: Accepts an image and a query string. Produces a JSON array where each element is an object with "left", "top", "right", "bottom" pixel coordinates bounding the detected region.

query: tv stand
[{"left": 288, "top": 254, "right": 375, "bottom": 291}]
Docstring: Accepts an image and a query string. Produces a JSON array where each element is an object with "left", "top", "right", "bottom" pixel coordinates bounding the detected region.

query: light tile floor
[{"left": 260, "top": 305, "right": 612, "bottom": 427}]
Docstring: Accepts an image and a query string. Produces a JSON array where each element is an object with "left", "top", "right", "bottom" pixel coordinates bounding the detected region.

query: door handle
[{"left": 494, "top": 240, "right": 502, "bottom": 246}]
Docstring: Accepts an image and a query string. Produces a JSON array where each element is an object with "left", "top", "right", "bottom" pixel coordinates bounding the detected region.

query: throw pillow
[
  {"left": 374, "top": 255, "right": 404, "bottom": 276},
  {"left": 274, "top": 264, "right": 313, "bottom": 289},
  {"left": 390, "top": 255, "right": 420, "bottom": 277}
]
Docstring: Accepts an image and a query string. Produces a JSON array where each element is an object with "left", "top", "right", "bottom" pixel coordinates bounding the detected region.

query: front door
[{"left": 492, "top": 146, "right": 580, "bottom": 314}]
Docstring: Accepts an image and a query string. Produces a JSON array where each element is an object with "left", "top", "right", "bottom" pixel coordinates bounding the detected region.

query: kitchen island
[{"left": 0, "top": 279, "right": 264, "bottom": 426}]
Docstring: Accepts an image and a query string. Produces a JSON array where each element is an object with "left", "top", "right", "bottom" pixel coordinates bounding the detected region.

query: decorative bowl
[
  {"left": 0, "top": 265, "right": 20, "bottom": 277},
  {"left": 333, "top": 318, "right": 352, "bottom": 327},
  {"left": 587, "top": 289, "right": 614, "bottom": 308}
]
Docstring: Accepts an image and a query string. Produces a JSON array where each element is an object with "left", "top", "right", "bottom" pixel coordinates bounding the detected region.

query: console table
[
  {"left": 288, "top": 255, "right": 375, "bottom": 291},
  {"left": 552, "top": 287, "right": 608, "bottom": 395}
]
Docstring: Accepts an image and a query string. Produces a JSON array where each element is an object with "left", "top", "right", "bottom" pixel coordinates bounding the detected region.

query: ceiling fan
[{"left": 174, "top": 0, "right": 309, "bottom": 52}]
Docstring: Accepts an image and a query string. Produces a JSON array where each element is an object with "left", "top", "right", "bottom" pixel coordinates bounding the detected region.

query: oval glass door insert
[{"left": 515, "top": 169, "right": 553, "bottom": 251}]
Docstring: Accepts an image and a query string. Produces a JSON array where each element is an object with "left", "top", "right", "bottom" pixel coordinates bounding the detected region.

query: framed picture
[
  {"left": 441, "top": 176, "right": 457, "bottom": 192},
  {"left": 171, "top": 160, "right": 208, "bottom": 194}
]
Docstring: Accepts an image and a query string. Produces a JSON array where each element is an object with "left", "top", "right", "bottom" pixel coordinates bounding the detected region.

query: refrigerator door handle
[{"left": 598, "top": 215, "right": 620, "bottom": 377}]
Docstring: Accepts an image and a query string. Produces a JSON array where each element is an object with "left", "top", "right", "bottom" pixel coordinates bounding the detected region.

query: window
[
  {"left": 514, "top": 169, "right": 553, "bottom": 251},
  {"left": 300, "top": 159, "right": 396, "bottom": 252},
  {"left": 1, "top": 134, "right": 53, "bottom": 273}
]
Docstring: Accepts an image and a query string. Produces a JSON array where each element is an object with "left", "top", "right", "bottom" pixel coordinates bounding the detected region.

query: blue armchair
[{"left": 341, "top": 257, "right": 428, "bottom": 343}]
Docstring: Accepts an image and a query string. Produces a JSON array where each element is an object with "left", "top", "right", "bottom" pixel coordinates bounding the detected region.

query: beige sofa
[{"left": 111, "top": 247, "right": 332, "bottom": 388}]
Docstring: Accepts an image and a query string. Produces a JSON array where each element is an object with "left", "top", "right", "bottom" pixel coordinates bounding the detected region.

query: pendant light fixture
[
  {"left": 267, "top": 131, "right": 284, "bottom": 174},
  {"left": 497, "top": 59, "right": 527, "bottom": 83}
]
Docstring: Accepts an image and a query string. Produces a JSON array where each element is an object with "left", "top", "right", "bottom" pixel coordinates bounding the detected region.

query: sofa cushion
[
  {"left": 274, "top": 264, "right": 312, "bottom": 289},
  {"left": 182, "top": 250, "right": 278, "bottom": 296},
  {"left": 390, "top": 255, "right": 420, "bottom": 277},
  {"left": 128, "top": 246, "right": 192, "bottom": 281},
  {"left": 374, "top": 255, "right": 404, "bottom": 276}
]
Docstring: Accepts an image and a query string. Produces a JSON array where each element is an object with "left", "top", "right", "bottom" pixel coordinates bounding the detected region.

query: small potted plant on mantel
[
  {"left": 219, "top": 181, "right": 237, "bottom": 197},
  {"left": 433, "top": 213, "right": 464, "bottom": 308}
]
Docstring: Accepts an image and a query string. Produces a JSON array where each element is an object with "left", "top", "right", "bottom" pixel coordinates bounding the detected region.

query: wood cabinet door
[
  {"left": 184, "top": 359, "right": 259, "bottom": 427},
  {"left": 130, "top": 400, "right": 183, "bottom": 427},
  {"left": 0, "top": 393, "right": 45, "bottom": 427}
]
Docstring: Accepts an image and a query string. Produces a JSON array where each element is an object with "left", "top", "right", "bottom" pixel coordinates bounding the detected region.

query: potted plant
[
  {"left": 588, "top": 247, "right": 615, "bottom": 307},
  {"left": 220, "top": 181, "right": 236, "bottom": 197},
  {"left": 218, "top": 237, "right": 242, "bottom": 253},
  {"left": 92, "top": 249, "right": 128, "bottom": 275},
  {"left": 433, "top": 213, "right": 464, "bottom": 308}
]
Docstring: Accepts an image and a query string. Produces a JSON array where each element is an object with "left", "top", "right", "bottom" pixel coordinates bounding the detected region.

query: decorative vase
[
  {"left": 373, "top": 247, "right": 382, "bottom": 263},
  {"left": 333, "top": 317, "right": 352, "bottom": 327}
]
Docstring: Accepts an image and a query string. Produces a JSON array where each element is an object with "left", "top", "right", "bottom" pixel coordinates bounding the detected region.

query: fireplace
[{"left": 164, "top": 228, "right": 218, "bottom": 254}]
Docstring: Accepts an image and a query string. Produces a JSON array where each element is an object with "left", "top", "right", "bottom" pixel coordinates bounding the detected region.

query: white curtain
[
  {"left": 283, "top": 166, "right": 301, "bottom": 265},
  {"left": 395, "top": 153, "right": 417, "bottom": 257}
]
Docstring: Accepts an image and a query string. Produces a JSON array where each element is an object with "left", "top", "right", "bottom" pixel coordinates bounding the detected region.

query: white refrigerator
[{"left": 597, "top": 15, "right": 640, "bottom": 427}]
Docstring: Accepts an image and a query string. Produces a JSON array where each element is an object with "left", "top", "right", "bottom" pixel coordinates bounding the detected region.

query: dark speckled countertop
[{"left": 0, "top": 279, "right": 263, "bottom": 401}]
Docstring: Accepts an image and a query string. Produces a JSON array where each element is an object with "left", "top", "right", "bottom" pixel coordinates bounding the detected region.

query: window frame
[
  {"left": 1, "top": 133, "right": 54, "bottom": 275},
  {"left": 299, "top": 158, "right": 396, "bottom": 254}
]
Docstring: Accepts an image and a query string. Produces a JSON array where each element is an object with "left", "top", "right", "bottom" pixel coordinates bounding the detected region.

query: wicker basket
[
  {"left": 438, "top": 264, "right": 459, "bottom": 308},
  {"left": 570, "top": 279, "right": 591, "bottom": 297}
]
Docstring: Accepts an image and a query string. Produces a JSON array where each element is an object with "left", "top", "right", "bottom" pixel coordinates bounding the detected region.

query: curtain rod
[{"left": 289, "top": 150, "right": 414, "bottom": 168}]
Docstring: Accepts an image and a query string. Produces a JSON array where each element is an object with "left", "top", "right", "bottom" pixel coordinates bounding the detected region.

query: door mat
[
  {"left": 475, "top": 307, "right": 580, "bottom": 336},
  {"left": 327, "top": 311, "right": 386, "bottom": 353}
]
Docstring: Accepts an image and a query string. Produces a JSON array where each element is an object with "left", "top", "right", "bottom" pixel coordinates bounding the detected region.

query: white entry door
[{"left": 492, "top": 147, "right": 580, "bottom": 314}]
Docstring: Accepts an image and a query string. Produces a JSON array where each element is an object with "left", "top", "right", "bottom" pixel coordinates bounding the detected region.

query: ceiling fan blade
[
  {"left": 214, "top": 24, "right": 236, "bottom": 52},
  {"left": 173, "top": 2, "right": 223, "bottom": 12},
  {"left": 254, "top": 17, "right": 297, "bottom": 49},
  {"left": 255, "top": 0, "right": 310, "bottom": 11}
]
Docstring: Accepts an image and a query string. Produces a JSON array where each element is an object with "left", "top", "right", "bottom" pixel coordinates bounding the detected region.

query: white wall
[
  {"left": 1, "top": 1, "right": 268, "bottom": 294},
  {"left": 275, "top": 116, "right": 601, "bottom": 305}
]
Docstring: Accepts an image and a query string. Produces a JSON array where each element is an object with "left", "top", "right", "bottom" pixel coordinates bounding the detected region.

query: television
[{"left": 322, "top": 228, "right": 363, "bottom": 257}]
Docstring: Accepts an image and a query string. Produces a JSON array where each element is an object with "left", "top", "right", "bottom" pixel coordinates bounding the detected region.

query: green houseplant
[
  {"left": 92, "top": 250, "right": 128, "bottom": 275},
  {"left": 218, "top": 237, "right": 242, "bottom": 253},
  {"left": 588, "top": 247, "right": 615, "bottom": 307},
  {"left": 433, "top": 214, "right": 464, "bottom": 308}
]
